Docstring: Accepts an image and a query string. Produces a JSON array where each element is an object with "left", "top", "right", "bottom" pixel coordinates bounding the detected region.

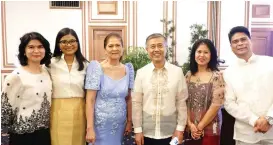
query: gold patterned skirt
[{"left": 50, "top": 97, "right": 86, "bottom": 145}]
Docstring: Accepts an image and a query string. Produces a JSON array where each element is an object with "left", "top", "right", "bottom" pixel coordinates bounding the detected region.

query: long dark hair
[
  {"left": 189, "top": 39, "right": 219, "bottom": 75},
  {"left": 53, "top": 28, "right": 87, "bottom": 71},
  {"left": 18, "top": 32, "right": 52, "bottom": 67}
]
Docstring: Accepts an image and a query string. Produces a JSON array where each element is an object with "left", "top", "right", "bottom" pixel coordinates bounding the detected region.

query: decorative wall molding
[
  {"left": 88, "top": 26, "right": 127, "bottom": 60},
  {"left": 252, "top": 4, "right": 270, "bottom": 18},
  {"left": 245, "top": 1, "right": 250, "bottom": 28},
  {"left": 88, "top": 1, "right": 128, "bottom": 23},
  {"left": 207, "top": 1, "right": 221, "bottom": 56},
  {"left": 163, "top": 1, "right": 168, "bottom": 34},
  {"left": 251, "top": 28, "right": 273, "bottom": 31},
  {"left": 1, "top": 1, "right": 86, "bottom": 70},
  {"left": 132, "top": 1, "right": 137, "bottom": 47},
  {"left": 252, "top": 21, "right": 273, "bottom": 26},
  {"left": 97, "top": 1, "right": 117, "bottom": 15},
  {"left": 81, "top": 1, "right": 86, "bottom": 57},
  {"left": 1, "top": 2, "right": 15, "bottom": 69}
]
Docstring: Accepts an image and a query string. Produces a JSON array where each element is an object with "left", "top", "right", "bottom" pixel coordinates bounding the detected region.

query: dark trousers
[
  {"left": 144, "top": 137, "right": 172, "bottom": 145},
  {"left": 10, "top": 128, "right": 51, "bottom": 145},
  {"left": 184, "top": 135, "right": 220, "bottom": 145},
  {"left": 220, "top": 108, "right": 235, "bottom": 145}
]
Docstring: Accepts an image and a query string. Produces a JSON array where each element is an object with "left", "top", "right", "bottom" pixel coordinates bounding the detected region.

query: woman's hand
[
  {"left": 189, "top": 123, "right": 203, "bottom": 140},
  {"left": 86, "top": 128, "right": 96, "bottom": 144},
  {"left": 124, "top": 121, "right": 132, "bottom": 135}
]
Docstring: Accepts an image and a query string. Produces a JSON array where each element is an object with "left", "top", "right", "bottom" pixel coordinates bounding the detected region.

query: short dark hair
[
  {"left": 18, "top": 32, "right": 52, "bottom": 67},
  {"left": 53, "top": 28, "right": 87, "bottom": 71},
  {"left": 228, "top": 26, "right": 251, "bottom": 43},
  {"left": 104, "top": 33, "right": 124, "bottom": 49},
  {"left": 189, "top": 39, "right": 219, "bottom": 75},
  {"left": 104, "top": 33, "right": 124, "bottom": 61},
  {"left": 145, "top": 33, "right": 167, "bottom": 48}
]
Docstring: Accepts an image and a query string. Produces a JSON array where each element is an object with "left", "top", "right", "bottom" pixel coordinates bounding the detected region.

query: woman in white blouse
[
  {"left": 47, "top": 28, "right": 88, "bottom": 145},
  {"left": 1, "top": 32, "right": 52, "bottom": 145}
]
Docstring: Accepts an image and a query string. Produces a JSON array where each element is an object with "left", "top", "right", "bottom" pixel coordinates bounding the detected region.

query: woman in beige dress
[
  {"left": 47, "top": 28, "right": 88, "bottom": 145},
  {"left": 184, "top": 39, "right": 225, "bottom": 145}
]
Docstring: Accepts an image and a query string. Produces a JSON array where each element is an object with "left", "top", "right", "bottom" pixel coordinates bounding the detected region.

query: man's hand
[
  {"left": 135, "top": 132, "right": 144, "bottom": 145},
  {"left": 254, "top": 116, "right": 272, "bottom": 133},
  {"left": 172, "top": 130, "right": 184, "bottom": 144}
]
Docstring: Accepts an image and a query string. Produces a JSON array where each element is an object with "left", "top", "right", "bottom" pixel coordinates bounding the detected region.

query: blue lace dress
[{"left": 85, "top": 61, "right": 134, "bottom": 145}]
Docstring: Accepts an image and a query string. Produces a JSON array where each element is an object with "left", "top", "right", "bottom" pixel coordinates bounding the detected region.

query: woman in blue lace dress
[{"left": 85, "top": 33, "right": 134, "bottom": 145}]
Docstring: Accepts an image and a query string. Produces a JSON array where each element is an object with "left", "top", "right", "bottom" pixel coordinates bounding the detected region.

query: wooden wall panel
[{"left": 88, "top": 26, "right": 127, "bottom": 61}]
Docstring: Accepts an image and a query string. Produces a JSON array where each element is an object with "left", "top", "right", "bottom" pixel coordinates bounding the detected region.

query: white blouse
[
  {"left": 47, "top": 55, "right": 88, "bottom": 98},
  {"left": 1, "top": 67, "right": 52, "bottom": 134}
]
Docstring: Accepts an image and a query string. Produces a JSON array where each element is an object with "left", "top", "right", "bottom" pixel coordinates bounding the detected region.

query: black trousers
[
  {"left": 9, "top": 128, "right": 51, "bottom": 145},
  {"left": 220, "top": 108, "right": 235, "bottom": 145},
  {"left": 144, "top": 137, "right": 172, "bottom": 145}
]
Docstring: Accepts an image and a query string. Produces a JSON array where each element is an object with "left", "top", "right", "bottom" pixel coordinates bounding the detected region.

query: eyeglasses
[{"left": 59, "top": 39, "right": 77, "bottom": 45}]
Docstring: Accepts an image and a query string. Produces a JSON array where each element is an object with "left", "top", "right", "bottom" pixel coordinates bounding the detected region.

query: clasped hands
[
  {"left": 254, "top": 116, "right": 272, "bottom": 134},
  {"left": 189, "top": 123, "right": 204, "bottom": 140}
]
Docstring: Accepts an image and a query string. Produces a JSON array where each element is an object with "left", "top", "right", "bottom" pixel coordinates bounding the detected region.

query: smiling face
[
  {"left": 105, "top": 36, "right": 123, "bottom": 61},
  {"left": 230, "top": 32, "right": 252, "bottom": 59},
  {"left": 195, "top": 43, "right": 211, "bottom": 67},
  {"left": 146, "top": 37, "right": 166, "bottom": 64},
  {"left": 25, "top": 39, "right": 45, "bottom": 64},
  {"left": 59, "top": 34, "right": 78, "bottom": 56}
]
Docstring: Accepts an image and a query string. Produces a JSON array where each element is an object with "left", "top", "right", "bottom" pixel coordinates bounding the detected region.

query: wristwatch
[{"left": 265, "top": 116, "right": 273, "bottom": 126}]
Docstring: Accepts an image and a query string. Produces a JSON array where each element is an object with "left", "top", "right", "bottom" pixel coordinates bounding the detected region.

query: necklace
[{"left": 196, "top": 77, "right": 201, "bottom": 84}]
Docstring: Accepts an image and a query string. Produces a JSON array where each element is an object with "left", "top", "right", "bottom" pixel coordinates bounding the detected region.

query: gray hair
[{"left": 145, "top": 33, "right": 167, "bottom": 48}]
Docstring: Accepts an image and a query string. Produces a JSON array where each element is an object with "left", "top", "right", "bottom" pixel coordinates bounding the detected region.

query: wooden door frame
[
  {"left": 251, "top": 28, "right": 273, "bottom": 32},
  {"left": 88, "top": 26, "right": 127, "bottom": 60},
  {"left": 251, "top": 28, "right": 273, "bottom": 56}
]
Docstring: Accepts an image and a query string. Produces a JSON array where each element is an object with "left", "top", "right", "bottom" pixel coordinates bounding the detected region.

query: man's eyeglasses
[{"left": 59, "top": 39, "right": 77, "bottom": 45}]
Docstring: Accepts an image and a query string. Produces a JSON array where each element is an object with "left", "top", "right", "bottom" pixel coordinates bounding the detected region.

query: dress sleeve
[
  {"left": 85, "top": 60, "right": 102, "bottom": 90},
  {"left": 125, "top": 63, "right": 135, "bottom": 89},
  {"left": 184, "top": 71, "right": 191, "bottom": 108},
  {"left": 211, "top": 71, "right": 225, "bottom": 106},
  {"left": 1, "top": 72, "right": 22, "bottom": 129},
  {"left": 184, "top": 71, "right": 191, "bottom": 84}
]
